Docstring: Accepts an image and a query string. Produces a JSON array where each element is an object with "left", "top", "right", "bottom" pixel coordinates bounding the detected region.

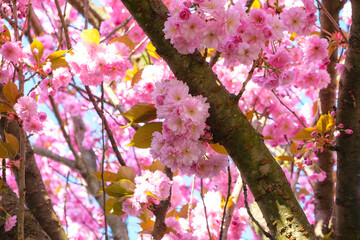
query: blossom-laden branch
[{"left": 120, "top": 0, "right": 315, "bottom": 238}]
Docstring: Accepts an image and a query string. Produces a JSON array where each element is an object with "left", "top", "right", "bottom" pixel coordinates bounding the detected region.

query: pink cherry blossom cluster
[
  {"left": 14, "top": 96, "right": 46, "bottom": 133},
  {"left": 150, "top": 79, "right": 228, "bottom": 177},
  {"left": 122, "top": 170, "right": 171, "bottom": 216},
  {"left": 163, "top": 0, "right": 316, "bottom": 66},
  {"left": 0, "top": 41, "right": 23, "bottom": 64},
  {"left": 65, "top": 40, "right": 131, "bottom": 86}
]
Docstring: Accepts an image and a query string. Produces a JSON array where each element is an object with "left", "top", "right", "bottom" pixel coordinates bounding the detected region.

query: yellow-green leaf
[
  {"left": 146, "top": 191, "right": 167, "bottom": 200},
  {"left": 275, "top": 156, "right": 295, "bottom": 162},
  {"left": 109, "top": 36, "right": 137, "bottom": 51},
  {"left": 91, "top": 171, "right": 118, "bottom": 182},
  {"left": 4, "top": 131, "right": 19, "bottom": 158},
  {"left": 121, "top": 103, "right": 157, "bottom": 125},
  {"left": 316, "top": 113, "right": 335, "bottom": 134},
  {"left": 31, "top": 37, "right": 44, "bottom": 62},
  {"left": 46, "top": 50, "right": 70, "bottom": 70},
  {"left": 323, "top": 229, "right": 333, "bottom": 240},
  {"left": 128, "top": 122, "right": 162, "bottom": 148},
  {"left": 291, "top": 127, "right": 316, "bottom": 141},
  {"left": 210, "top": 143, "right": 228, "bottom": 155},
  {"left": 131, "top": 68, "right": 144, "bottom": 87},
  {"left": 3, "top": 81, "right": 20, "bottom": 105},
  {"left": 105, "top": 197, "right": 116, "bottom": 214},
  {"left": 117, "top": 166, "right": 136, "bottom": 182},
  {"left": 105, "top": 179, "right": 135, "bottom": 198},
  {"left": 146, "top": 42, "right": 161, "bottom": 59},
  {"left": 80, "top": 29, "right": 100, "bottom": 44}
]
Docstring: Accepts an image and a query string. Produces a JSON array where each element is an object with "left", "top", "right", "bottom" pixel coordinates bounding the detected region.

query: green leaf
[
  {"left": 275, "top": 156, "right": 295, "bottom": 162},
  {"left": 121, "top": 103, "right": 157, "bottom": 125},
  {"left": 91, "top": 171, "right": 118, "bottom": 182},
  {"left": 46, "top": 50, "right": 70, "bottom": 70},
  {"left": 80, "top": 29, "right": 100, "bottom": 44},
  {"left": 31, "top": 37, "right": 44, "bottom": 62},
  {"left": 105, "top": 179, "right": 135, "bottom": 198},
  {"left": 4, "top": 131, "right": 19, "bottom": 158},
  {"left": 127, "top": 122, "right": 162, "bottom": 148},
  {"left": 3, "top": 81, "right": 20, "bottom": 105},
  {"left": 0, "top": 141, "right": 9, "bottom": 158},
  {"left": 117, "top": 166, "right": 136, "bottom": 182}
]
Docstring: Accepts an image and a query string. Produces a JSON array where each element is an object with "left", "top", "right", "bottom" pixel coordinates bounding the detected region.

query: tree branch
[
  {"left": 120, "top": 0, "right": 315, "bottom": 238},
  {"left": 32, "top": 145, "right": 78, "bottom": 171}
]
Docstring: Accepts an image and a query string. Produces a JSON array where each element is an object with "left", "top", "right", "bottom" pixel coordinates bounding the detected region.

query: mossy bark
[
  {"left": 316, "top": 1, "right": 344, "bottom": 239},
  {"left": 335, "top": 1, "right": 360, "bottom": 239},
  {"left": 120, "top": 0, "right": 315, "bottom": 239}
]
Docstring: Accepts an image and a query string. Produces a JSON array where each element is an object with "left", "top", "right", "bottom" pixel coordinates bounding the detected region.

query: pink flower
[
  {"left": 345, "top": 129, "right": 353, "bottom": 135},
  {"left": 303, "top": 35, "right": 328, "bottom": 62},
  {"left": 0, "top": 68, "right": 9, "bottom": 85},
  {"left": 0, "top": 41, "right": 23, "bottom": 64},
  {"left": 4, "top": 215, "right": 17, "bottom": 232},
  {"left": 14, "top": 96, "right": 38, "bottom": 120},
  {"left": 52, "top": 67, "right": 72, "bottom": 89},
  {"left": 281, "top": 7, "right": 307, "bottom": 34},
  {"left": 178, "top": 7, "right": 191, "bottom": 20},
  {"left": 308, "top": 171, "right": 326, "bottom": 182}
]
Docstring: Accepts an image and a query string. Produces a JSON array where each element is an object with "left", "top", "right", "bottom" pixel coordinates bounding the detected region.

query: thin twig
[
  {"left": 243, "top": 180, "right": 274, "bottom": 240},
  {"left": 222, "top": 174, "right": 243, "bottom": 239},
  {"left": 100, "top": 16, "right": 132, "bottom": 43},
  {"left": 209, "top": 51, "right": 221, "bottom": 67},
  {"left": 84, "top": 0, "right": 89, "bottom": 29},
  {"left": 129, "top": 36, "right": 148, "bottom": 58},
  {"left": 187, "top": 175, "right": 196, "bottom": 230},
  {"left": 271, "top": 90, "right": 306, "bottom": 128},
  {"left": 54, "top": 0, "right": 72, "bottom": 49},
  {"left": 236, "top": 60, "right": 257, "bottom": 101},
  {"left": 315, "top": 0, "right": 348, "bottom": 44},
  {"left": 2, "top": 159, "right": 6, "bottom": 182},
  {"left": 85, "top": 86, "right": 126, "bottom": 166},
  {"left": 64, "top": 172, "right": 70, "bottom": 235},
  {"left": 19, "top": 0, "right": 32, "bottom": 40},
  {"left": 219, "top": 165, "right": 231, "bottom": 240},
  {"left": 200, "top": 179, "right": 212, "bottom": 239},
  {"left": 100, "top": 83, "right": 109, "bottom": 240}
]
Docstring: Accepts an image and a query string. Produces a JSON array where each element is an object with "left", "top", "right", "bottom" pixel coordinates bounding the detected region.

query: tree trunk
[
  {"left": 316, "top": 1, "right": 344, "bottom": 239},
  {"left": 120, "top": 0, "right": 315, "bottom": 239},
  {"left": 0, "top": 179, "right": 51, "bottom": 239},
  {"left": 335, "top": 1, "right": 360, "bottom": 239}
]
